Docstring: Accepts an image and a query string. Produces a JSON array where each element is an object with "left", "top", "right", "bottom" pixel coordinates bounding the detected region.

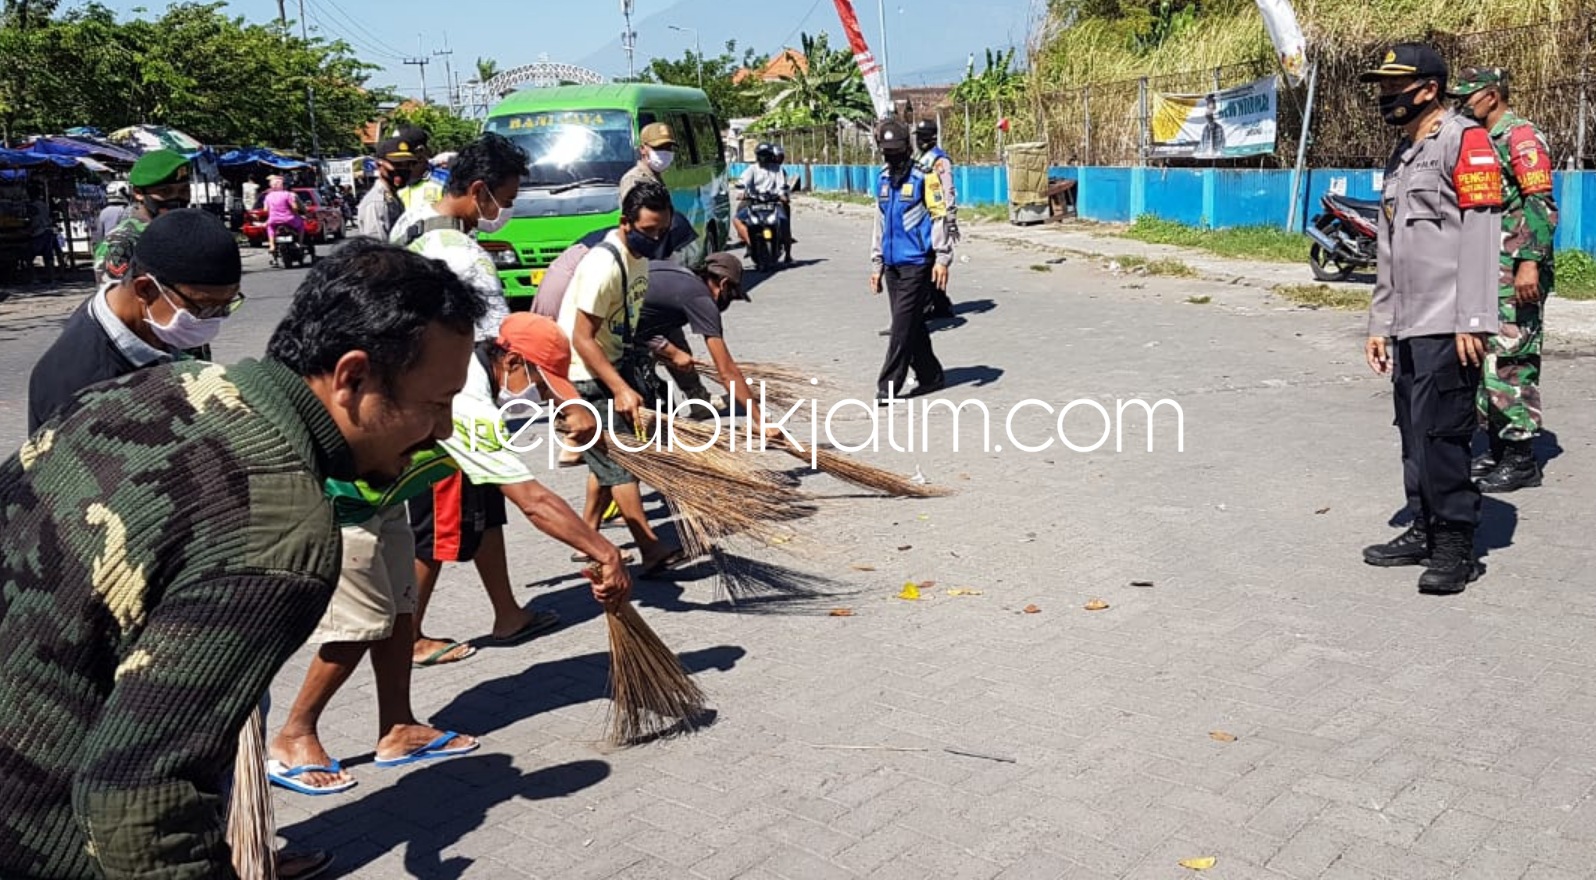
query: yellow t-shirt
[{"left": 556, "top": 229, "right": 650, "bottom": 383}]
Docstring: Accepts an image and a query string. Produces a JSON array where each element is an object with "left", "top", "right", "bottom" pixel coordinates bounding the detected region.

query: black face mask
[
  {"left": 1378, "top": 85, "right": 1431, "bottom": 126},
  {"left": 388, "top": 169, "right": 413, "bottom": 190},
  {"left": 146, "top": 196, "right": 188, "bottom": 214},
  {"left": 625, "top": 227, "right": 663, "bottom": 258},
  {"left": 885, "top": 152, "right": 912, "bottom": 175}
]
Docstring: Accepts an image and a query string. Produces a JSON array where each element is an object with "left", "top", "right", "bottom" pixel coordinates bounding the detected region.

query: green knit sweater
[{"left": 0, "top": 358, "right": 354, "bottom": 879}]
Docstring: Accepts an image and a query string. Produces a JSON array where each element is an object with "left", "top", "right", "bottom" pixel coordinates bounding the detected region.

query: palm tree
[
  {"left": 764, "top": 32, "right": 873, "bottom": 126},
  {"left": 474, "top": 57, "right": 500, "bottom": 85}
]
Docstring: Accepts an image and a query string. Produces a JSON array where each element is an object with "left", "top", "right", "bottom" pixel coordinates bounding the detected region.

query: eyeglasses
[{"left": 147, "top": 275, "right": 246, "bottom": 319}]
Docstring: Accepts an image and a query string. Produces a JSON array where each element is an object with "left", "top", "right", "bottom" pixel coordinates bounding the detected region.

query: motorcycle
[
  {"left": 1305, "top": 193, "right": 1379, "bottom": 282},
  {"left": 271, "top": 221, "right": 312, "bottom": 269},
  {"left": 744, "top": 195, "right": 784, "bottom": 272}
]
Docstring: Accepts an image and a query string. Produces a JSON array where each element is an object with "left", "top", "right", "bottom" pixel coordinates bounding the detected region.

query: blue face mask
[{"left": 625, "top": 227, "right": 663, "bottom": 258}]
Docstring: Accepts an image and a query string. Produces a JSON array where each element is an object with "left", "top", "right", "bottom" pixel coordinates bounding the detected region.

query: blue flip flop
[
  {"left": 374, "top": 731, "right": 480, "bottom": 768},
  {"left": 266, "top": 759, "right": 357, "bottom": 796}
]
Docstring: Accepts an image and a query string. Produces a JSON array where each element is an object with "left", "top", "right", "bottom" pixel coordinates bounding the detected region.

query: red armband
[
  {"left": 1508, "top": 125, "right": 1555, "bottom": 195},
  {"left": 1454, "top": 126, "right": 1504, "bottom": 210}
]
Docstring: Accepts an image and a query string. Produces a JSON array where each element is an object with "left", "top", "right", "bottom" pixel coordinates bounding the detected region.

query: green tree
[
  {"left": 641, "top": 39, "right": 768, "bottom": 120},
  {"left": 0, "top": 1, "right": 387, "bottom": 154},
  {"left": 761, "top": 32, "right": 871, "bottom": 128},
  {"left": 474, "top": 56, "right": 500, "bottom": 85},
  {"left": 385, "top": 103, "right": 481, "bottom": 153}
]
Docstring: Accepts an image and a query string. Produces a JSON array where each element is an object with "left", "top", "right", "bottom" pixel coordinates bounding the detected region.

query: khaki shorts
[{"left": 309, "top": 505, "right": 417, "bottom": 644}]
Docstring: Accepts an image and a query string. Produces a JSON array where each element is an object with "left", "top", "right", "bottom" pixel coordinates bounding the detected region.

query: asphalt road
[{"left": 6, "top": 205, "right": 1596, "bottom": 879}]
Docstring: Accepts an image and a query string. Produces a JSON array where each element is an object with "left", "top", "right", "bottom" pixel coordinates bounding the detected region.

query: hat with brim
[
  {"left": 128, "top": 149, "right": 191, "bottom": 188},
  {"left": 1360, "top": 42, "right": 1448, "bottom": 84},
  {"left": 377, "top": 136, "right": 420, "bottom": 162},
  {"left": 1451, "top": 66, "right": 1508, "bottom": 97},
  {"left": 641, "top": 122, "right": 677, "bottom": 149},
  {"left": 704, "top": 252, "right": 748, "bottom": 300},
  {"left": 496, "top": 313, "right": 580, "bottom": 404}
]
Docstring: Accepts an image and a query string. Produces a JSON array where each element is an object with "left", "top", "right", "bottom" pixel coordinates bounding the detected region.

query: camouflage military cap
[{"left": 1452, "top": 66, "right": 1509, "bottom": 98}]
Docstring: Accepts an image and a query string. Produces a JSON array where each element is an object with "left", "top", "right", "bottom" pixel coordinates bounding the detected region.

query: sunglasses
[{"left": 148, "top": 275, "right": 246, "bottom": 319}]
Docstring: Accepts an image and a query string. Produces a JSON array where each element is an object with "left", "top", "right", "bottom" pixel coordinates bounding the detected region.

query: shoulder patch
[
  {"left": 1454, "top": 126, "right": 1504, "bottom": 210},
  {"left": 1507, "top": 124, "right": 1555, "bottom": 195}
]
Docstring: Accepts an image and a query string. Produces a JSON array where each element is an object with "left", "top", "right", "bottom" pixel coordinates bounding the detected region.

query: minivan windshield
[{"left": 484, "top": 109, "right": 635, "bottom": 187}]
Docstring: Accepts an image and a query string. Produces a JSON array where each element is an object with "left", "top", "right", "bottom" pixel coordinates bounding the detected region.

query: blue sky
[{"left": 92, "top": 0, "right": 1036, "bottom": 99}]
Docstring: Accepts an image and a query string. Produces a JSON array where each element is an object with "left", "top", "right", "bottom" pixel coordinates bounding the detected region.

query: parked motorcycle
[
  {"left": 1305, "top": 193, "right": 1379, "bottom": 282},
  {"left": 744, "top": 195, "right": 784, "bottom": 272},
  {"left": 271, "top": 222, "right": 312, "bottom": 269}
]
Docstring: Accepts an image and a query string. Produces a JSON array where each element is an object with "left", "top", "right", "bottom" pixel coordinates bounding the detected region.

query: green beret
[{"left": 128, "top": 149, "right": 191, "bottom": 188}]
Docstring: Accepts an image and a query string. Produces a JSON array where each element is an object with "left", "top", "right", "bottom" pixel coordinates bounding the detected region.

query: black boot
[
  {"left": 1362, "top": 522, "right": 1429, "bottom": 567},
  {"left": 1417, "top": 525, "right": 1480, "bottom": 594},
  {"left": 1471, "top": 434, "right": 1505, "bottom": 478},
  {"left": 1477, "top": 439, "right": 1541, "bottom": 493}
]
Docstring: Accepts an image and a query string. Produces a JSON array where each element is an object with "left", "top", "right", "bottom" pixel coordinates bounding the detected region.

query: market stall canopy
[
  {"left": 108, "top": 124, "right": 207, "bottom": 155},
  {"left": 23, "top": 135, "right": 141, "bottom": 165},
  {"left": 0, "top": 148, "right": 81, "bottom": 169},
  {"left": 217, "top": 147, "right": 311, "bottom": 169}
]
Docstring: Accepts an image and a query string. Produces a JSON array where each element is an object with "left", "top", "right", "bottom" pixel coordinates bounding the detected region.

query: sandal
[{"left": 412, "top": 641, "right": 475, "bottom": 668}]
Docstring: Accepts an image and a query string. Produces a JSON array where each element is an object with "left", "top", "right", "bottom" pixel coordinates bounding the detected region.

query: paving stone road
[{"left": 3, "top": 201, "right": 1596, "bottom": 879}]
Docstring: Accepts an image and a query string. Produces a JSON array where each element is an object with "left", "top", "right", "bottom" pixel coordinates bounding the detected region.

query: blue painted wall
[{"left": 741, "top": 161, "right": 1596, "bottom": 254}]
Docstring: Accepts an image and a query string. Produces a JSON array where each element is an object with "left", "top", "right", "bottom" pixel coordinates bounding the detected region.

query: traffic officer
[
  {"left": 1451, "top": 66, "right": 1558, "bottom": 493},
  {"left": 870, "top": 118, "right": 949, "bottom": 403},
  {"left": 93, "top": 149, "right": 191, "bottom": 284},
  {"left": 1360, "top": 43, "right": 1504, "bottom": 595},
  {"left": 914, "top": 119, "right": 959, "bottom": 319},
  {"left": 394, "top": 126, "right": 446, "bottom": 210}
]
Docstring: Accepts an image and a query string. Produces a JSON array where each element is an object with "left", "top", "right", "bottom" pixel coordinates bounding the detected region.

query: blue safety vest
[{"left": 877, "top": 166, "right": 945, "bottom": 266}]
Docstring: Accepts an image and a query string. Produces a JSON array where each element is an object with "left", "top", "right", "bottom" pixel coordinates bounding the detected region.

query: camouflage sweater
[{"left": 0, "top": 358, "right": 354, "bottom": 879}]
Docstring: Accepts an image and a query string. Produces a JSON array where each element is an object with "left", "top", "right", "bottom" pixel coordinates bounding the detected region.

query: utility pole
[
  {"left": 877, "top": 0, "right": 891, "bottom": 93},
  {"left": 668, "top": 25, "right": 701, "bottom": 88},
  {"left": 433, "top": 32, "right": 456, "bottom": 113},
  {"left": 622, "top": 0, "right": 637, "bottom": 80},
  {"left": 277, "top": 0, "right": 286, "bottom": 26},
  {"left": 297, "top": 0, "right": 320, "bottom": 159},
  {"left": 404, "top": 35, "right": 431, "bottom": 104}
]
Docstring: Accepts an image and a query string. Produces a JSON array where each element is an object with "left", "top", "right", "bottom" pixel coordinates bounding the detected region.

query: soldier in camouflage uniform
[
  {"left": 0, "top": 241, "right": 483, "bottom": 879},
  {"left": 92, "top": 149, "right": 193, "bottom": 286},
  {"left": 1452, "top": 67, "right": 1558, "bottom": 493}
]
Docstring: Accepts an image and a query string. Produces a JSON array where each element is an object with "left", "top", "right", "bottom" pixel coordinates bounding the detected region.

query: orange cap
[{"left": 496, "top": 313, "right": 580, "bottom": 403}]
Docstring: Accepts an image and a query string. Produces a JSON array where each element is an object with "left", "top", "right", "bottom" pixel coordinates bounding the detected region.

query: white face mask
[
  {"left": 497, "top": 364, "right": 544, "bottom": 407},
  {"left": 476, "top": 190, "right": 513, "bottom": 234},
  {"left": 646, "top": 149, "right": 674, "bottom": 173},
  {"left": 145, "top": 278, "right": 226, "bottom": 349}
]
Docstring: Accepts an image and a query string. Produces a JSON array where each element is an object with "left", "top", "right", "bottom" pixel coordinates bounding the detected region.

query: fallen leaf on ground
[
  {"left": 1179, "top": 856, "right": 1216, "bottom": 871},
  {"left": 770, "top": 535, "right": 793, "bottom": 545},
  {"left": 1084, "top": 599, "right": 1110, "bottom": 611},
  {"left": 918, "top": 580, "right": 937, "bottom": 588},
  {"left": 1023, "top": 604, "right": 1041, "bottom": 614},
  {"left": 946, "top": 588, "right": 984, "bottom": 597},
  {"left": 1209, "top": 731, "right": 1237, "bottom": 742},
  {"left": 829, "top": 608, "right": 855, "bottom": 617},
  {"left": 1130, "top": 580, "right": 1155, "bottom": 587},
  {"left": 1315, "top": 506, "right": 1331, "bottom": 515},
  {"left": 897, "top": 545, "right": 913, "bottom": 551},
  {"left": 898, "top": 582, "right": 921, "bottom": 601},
  {"left": 850, "top": 564, "right": 877, "bottom": 572},
  {"left": 957, "top": 473, "right": 972, "bottom": 481}
]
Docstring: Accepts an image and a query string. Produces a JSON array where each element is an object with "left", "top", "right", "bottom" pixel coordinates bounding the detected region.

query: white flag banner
[{"left": 1256, "top": 0, "right": 1308, "bottom": 87}]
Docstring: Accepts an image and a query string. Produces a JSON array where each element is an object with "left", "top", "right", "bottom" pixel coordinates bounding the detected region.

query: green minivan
[{"left": 477, "top": 83, "right": 732, "bottom": 306}]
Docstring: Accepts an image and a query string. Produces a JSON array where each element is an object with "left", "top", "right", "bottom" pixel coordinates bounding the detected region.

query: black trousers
[
  {"left": 1394, "top": 335, "right": 1482, "bottom": 528},
  {"left": 879, "top": 262, "right": 944, "bottom": 396}
]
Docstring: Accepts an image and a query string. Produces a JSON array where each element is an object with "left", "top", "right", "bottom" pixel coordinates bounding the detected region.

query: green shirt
[{"left": 0, "top": 358, "right": 354, "bottom": 879}]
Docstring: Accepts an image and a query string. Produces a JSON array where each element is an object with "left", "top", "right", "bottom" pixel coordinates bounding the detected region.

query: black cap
[
  {"left": 876, "top": 119, "right": 911, "bottom": 152},
  {"left": 914, "top": 120, "right": 938, "bottom": 135},
  {"left": 134, "top": 208, "right": 241, "bottom": 286},
  {"left": 1360, "top": 42, "right": 1448, "bottom": 84}
]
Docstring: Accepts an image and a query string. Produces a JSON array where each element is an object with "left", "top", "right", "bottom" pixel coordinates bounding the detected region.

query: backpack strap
[{"left": 592, "top": 240, "right": 634, "bottom": 345}]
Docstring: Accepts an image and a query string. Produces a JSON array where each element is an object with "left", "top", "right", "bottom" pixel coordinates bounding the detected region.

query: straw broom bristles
[
  {"left": 781, "top": 444, "right": 953, "bottom": 498},
  {"left": 227, "top": 705, "right": 276, "bottom": 880},
  {"left": 585, "top": 567, "right": 708, "bottom": 745},
  {"left": 693, "top": 361, "right": 825, "bottom": 411}
]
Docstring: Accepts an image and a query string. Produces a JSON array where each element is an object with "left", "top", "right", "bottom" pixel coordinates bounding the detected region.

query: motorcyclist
[
  {"left": 734, "top": 143, "right": 792, "bottom": 266},
  {"left": 263, "top": 175, "right": 306, "bottom": 265},
  {"left": 772, "top": 144, "right": 796, "bottom": 261}
]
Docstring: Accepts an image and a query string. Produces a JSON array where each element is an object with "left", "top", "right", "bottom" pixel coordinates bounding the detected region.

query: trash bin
[{"left": 1005, "top": 142, "right": 1050, "bottom": 225}]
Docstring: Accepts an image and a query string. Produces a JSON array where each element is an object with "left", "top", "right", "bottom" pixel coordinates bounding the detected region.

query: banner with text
[{"left": 1149, "top": 76, "right": 1278, "bottom": 160}]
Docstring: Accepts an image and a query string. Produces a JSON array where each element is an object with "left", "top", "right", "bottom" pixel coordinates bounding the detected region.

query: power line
[
  {"left": 310, "top": 0, "right": 411, "bottom": 59},
  {"left": 776, "top": 0, "right": 826, "bottom": 53},
  {"left": 301, "top": 3, "right": 404, "bottom": 61}
]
